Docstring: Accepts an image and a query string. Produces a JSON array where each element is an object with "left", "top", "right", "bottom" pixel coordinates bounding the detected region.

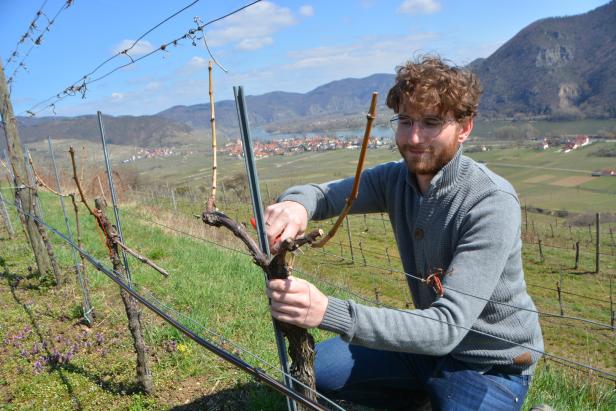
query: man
[{"left": 264, "top": 56, "right": 543, "bottom": 410}]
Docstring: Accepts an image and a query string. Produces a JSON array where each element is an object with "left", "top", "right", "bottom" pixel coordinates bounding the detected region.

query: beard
[{"left": 397, "top": 137, "right": 460, "bottom": 175}]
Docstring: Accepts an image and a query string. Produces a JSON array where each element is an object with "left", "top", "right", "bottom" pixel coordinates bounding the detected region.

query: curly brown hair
[{"left": 386, "top": 55, "right": 482, "bottom": 120}]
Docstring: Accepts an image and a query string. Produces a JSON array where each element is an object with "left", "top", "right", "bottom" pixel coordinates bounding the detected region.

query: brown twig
[
  {"left": 0, "top": 158, "right": 12, "bottom": 177},
  {"left": 27, "top": 151, "right": 72, "bottom": 197},
  {"left": 69, "top": 193, "right": 89, "bottom": 277},
  {"left": 116, "top": 240, "right": 169, "bottom": 277},
  {"left": 69, "top": 146, "right": 95, "bottom": 216},
  {"left": 206, "top": 60, "right": 218, "bottom": 213},
  {"left": 97, "top": 175, "right": 108, "bottom": 204},
  {"left": 80, "top": 145, "right": 86, "bottom": 183},
  {"left": 70, "top": 146, "right": 169, "bottom": 278},
  {"left": 312, "top": 92, "right": 378, "bottom": 248}
]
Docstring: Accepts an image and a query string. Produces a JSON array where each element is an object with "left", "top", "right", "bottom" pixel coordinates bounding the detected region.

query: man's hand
[
  {"left": 264, "top": 201, "right": 308, "bottom": 253},
  {"left": 267, "top": 276, "right": 328, "bottom": 328}
]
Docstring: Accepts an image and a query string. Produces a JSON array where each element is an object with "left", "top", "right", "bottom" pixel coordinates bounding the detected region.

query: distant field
[
  {"left": 473, "top": 118, "right": 616, "bottom": 138},
  {"left": 23, "top": 123, "right": 616, "bottom": 215},
  {"left": 110, "top": 140, "right": 616, "bottom": 214}
]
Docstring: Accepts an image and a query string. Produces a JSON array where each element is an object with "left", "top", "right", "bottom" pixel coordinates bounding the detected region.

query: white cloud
[
  {"left": 398, "top": 0, "right": 441, "bottom": 15},
  {"left": 299, "top": 5, "right": 314, "bottom": 17},
  {"left": 145, "top": 81, "right": 161, "bottom": 91},
  {"left": 187, "top": 56, "right": 208, "bottom": 69},
  {"left": 205, "top": 1, "right": 296, "bottom": 50},
  {"left": 112, "top": 39, "right": 155, "bottom": 56},
  {"left": 284, "top": 33, "right": 438, "bottom": 72},
  {"left": 111, "top": 92, "right": 124, "bottom": 101},
  {"left": 236, "top": 37, "right": 274, "bottom": 51}
]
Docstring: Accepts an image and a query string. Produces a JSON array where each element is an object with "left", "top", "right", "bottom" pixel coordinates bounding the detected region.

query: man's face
[{"left": 394, "top": 103, "right": 472, "bottom": 176}]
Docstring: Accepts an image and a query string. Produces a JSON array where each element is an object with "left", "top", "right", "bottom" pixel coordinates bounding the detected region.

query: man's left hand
[{"left": 267, "top": 276, "right": 328, "bottom": 328}]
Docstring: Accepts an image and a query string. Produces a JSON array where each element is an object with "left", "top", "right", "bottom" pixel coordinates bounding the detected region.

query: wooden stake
[
  {"left": 595, "top": 213, "right": 600, "bottom": 274},
  {"left": 574, "top": 241, "right": 580, "bottom": 270},
  {"left": 359, "top": 241, "right": 366, "bottom": 266},
  {"left": 345, "top": 216, "right": 355, "bottom": 262},
  {"left": 171, "top": 189, "right": 177, "bottom": 212},
  {"left": 385, "top": 247, "right": 393, "bottom": 274},
  {"left": 538, "top": 239, "right": 544, "bottom": 262},
  {"left": 610, "top": 274, "right": 614, "bottom": 329},
  {"left": 556, "top": 280, "right": 564, "bottom": 316}
]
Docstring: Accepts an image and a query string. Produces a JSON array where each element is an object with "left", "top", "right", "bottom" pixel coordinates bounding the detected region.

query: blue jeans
[{"left": 315, "top": 337, "right": 530, "bottom": 411}]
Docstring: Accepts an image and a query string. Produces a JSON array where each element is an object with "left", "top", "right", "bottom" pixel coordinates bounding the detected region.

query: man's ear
[{"left": 457, "top": 118, "right": 474, "bottom": 144}]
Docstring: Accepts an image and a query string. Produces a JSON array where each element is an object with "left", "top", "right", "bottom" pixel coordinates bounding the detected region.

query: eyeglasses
[{"left": 389, "top": 114, "right": 453, "bottom": 139}]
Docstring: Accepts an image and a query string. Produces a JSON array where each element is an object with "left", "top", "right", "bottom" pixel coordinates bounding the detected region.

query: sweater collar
[{"left": 405, "top": 145, "right": 465, "bottom": 198}]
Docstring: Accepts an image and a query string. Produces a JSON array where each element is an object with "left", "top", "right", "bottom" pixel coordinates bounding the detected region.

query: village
[
  {"left": 220, "top": 135, "right": 394, "bottom": 158},
  {"left": 119, "top": 133, "right": 615, "bottom": 176}
]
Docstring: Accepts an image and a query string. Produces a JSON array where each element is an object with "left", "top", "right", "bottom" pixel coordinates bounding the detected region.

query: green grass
[{"left": 2, "top": 136, "right": 616, "bottom": 409}]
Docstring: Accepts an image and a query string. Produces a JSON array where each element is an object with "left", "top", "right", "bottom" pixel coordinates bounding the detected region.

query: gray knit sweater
[{"left": 279, "top": 147, "right": 544, "bottom": 375}]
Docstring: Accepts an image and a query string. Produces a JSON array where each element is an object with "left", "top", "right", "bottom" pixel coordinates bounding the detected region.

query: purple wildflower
[
  {"left": 33, "top": 360, "right": 43, "bottom": 374},
  {"left": 63, "top": 351, "right": 73, "bottom": 364}
]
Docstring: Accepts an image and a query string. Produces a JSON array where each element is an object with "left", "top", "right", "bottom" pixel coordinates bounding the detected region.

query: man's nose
[{"left": 402, "top": 122, "right": 422, "bottom": 145}]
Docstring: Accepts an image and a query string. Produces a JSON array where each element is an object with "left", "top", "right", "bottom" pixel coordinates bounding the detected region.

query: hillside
[
  {"left": 157, "top": 73, "right": 396, "bottom": 132},
  {"left": 471, "top": 0, "right": 616, "bottom": 119},
  {"left": 0, "top": 115, "right": 194, "bottom": 150}
]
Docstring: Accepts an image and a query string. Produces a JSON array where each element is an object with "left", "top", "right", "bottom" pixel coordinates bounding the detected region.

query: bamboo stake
[
  {"left": 312, "top": 92, "right": 378, "bottom": 248},
  {"left": 206, "top": 61, "right": 218, "bottom": 212}
]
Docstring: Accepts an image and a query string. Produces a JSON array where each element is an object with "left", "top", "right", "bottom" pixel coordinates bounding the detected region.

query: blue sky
[{"left": 1, "top": 0, "right": 609, "bottom": 117}]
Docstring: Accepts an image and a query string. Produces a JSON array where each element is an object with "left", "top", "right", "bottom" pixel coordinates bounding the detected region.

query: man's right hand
[{"left": 264, "top": 201, "right": 308, "bottom": 254}]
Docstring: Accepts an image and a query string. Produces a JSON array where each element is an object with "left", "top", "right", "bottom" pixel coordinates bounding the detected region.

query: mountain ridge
[{"left": 3, "top": 1, "right": 614, "bottom": 148}]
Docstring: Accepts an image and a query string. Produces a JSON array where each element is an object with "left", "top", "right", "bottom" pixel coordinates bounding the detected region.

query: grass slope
[{"left": 1, "top": 186, "right": 615, "bottom": 409}]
